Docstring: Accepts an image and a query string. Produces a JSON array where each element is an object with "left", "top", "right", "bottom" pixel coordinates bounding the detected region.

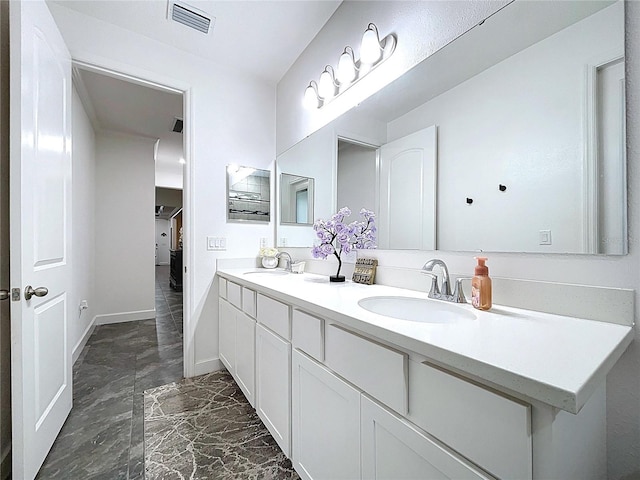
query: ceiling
[
  {"left": 58, "top": 0, "right": 341, "bottom": 191},
  {"left": 51, "top": 0, "right": 342, "bottom": 84},
  {"left": 74, "top": 67, "right": 185, "bottom": 189}
]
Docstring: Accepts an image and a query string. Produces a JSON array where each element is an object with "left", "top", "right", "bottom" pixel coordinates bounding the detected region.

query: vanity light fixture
[
  {"left": 303, "top": 81, "right": 321, "bottom": 109},
  {"left": 303, "top": 22, "right": 396, "bottom": 109},
  {"left": 337, "top": 46, "right": 357, "bottom": 84},
  {"left": 318, "top": 65, "right": 338, "bottom": 100},
  {"left": 361, "top": 23, "right": 384, "bottom": 64}
]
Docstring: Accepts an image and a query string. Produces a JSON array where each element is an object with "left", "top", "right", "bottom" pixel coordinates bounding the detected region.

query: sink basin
[
  {"left": 243, "top": 269, "right": 289, "bottom": 276},
  {"left": 358, "top": 296, "right": 476, "bottom": 324}
]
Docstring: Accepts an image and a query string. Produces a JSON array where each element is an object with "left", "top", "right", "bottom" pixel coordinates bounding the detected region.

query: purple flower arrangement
[{"left": 312, "top": 207, "right": 376, "bottom": 282}]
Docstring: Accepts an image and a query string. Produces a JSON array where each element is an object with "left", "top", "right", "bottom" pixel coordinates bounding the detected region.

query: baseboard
[
  {"left": 193, "top": 357, "right": 223, "bottom": 376},
  {"left": 94, "top": 309, "right": 156, "bottom": 325},
  {"left": 1, "top": 444, "right": 11, "bottom": 480},
  {"left": 72, "top": 316, "right": 97, "bottom": 364}
]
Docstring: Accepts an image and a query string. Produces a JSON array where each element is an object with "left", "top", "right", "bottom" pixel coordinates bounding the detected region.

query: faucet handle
[
  {"left": 421, "top": 271, "right": 440, "bottom": 296},
  {"left": 453, "top": 277, "right": 472, "bottom": 303}
]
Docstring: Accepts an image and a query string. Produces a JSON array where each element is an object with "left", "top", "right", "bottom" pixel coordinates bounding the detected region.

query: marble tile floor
[
  {"left": 36, "top": 266, "right": 184, "bottom": 479},
  {"left": 144, "top": 370, "right": 299, "bottom": 480}
]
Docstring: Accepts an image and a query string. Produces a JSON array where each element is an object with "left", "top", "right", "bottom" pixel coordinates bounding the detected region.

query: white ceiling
[
  {"left": 60, "top": 0, "right": 341, "bottom": 190},
  {"left": 51, "top": 0, "right": 342, "bottom": 83}
]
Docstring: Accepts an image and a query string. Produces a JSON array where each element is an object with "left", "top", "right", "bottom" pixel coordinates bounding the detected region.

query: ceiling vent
[
  {"left": 172, "top": 117, "right": 184, "bottom": 134},
  {"left": 169, "top": 1, "right": 213, "bottom": 34}
]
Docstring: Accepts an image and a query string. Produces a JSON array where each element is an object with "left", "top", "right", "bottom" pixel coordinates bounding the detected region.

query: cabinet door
[
  {"left": 292, "top": 349, "right": 360, "bottom": 480},
  {"left": 256, "top": 324, "right": 291, "bottom": 457},
  {"left": 219, "top": 299, "right": 235, "bottom": 371},
  {"left": 361, "top": 396, "right": 492, "bottom": 480},
  {"left": 235, "top": 311, "right": 256, "bottom": 407}
]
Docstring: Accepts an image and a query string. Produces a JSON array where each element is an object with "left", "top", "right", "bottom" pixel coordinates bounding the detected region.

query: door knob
[
  {"left": 24, "top": 286, "right": 48, "bottom": 301},
  {"left": 0, "top": 290, "right": 8, "bottom": 301}
]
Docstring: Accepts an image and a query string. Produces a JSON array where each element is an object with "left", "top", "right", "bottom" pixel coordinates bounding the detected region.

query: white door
[
  {"left": 9, "top": 1, "right": 73, "bottom": 478},
  {"left": 155, "top": 219, "right": 170, "bottom": 265},
  {"left": 378, "top": 126, "right": 437, "bottom": 250}
]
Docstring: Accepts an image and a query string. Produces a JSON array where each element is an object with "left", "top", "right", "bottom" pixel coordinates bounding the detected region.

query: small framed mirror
[
  {"left": 280, "top": 173, "right": 314, "bottom": 225},
  {"left": 226, "top": 165, "right": 270, "bottom": 222}
]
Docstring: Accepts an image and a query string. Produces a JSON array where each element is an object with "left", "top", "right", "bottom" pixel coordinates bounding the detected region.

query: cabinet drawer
[
  {"left": 292, "top": 309, "right": 324, "bottom": 361},
  {"left": 407, "top": 361, "right": 532, "bottom": 480},
  {"left": 257, "top": 294, "right": 290, "bottom": 340},
  {"left": 227, "top": 281, "right": 242, "bottom": 310},
  {"left": 242, "top": 287, "right": 256, "bottom": 318},
  {"left": 219, "top": 278, "right": 227, "bottom": 299},
  {"left": 325, "top": 324, "right": 407, "bottom": 415}
]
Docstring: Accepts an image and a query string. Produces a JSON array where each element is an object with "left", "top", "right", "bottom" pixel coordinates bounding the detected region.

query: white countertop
[{"left": 217, "top": 268, "right": 634, "bottom": 414}]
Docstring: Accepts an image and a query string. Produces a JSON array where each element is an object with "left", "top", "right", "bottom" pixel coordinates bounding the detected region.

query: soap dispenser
[{"left": 471, "top": 257, "right": 492, "bottom": 311}]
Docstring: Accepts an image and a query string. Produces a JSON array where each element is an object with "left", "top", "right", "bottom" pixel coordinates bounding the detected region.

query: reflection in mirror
[
  {"left": 337, "top": 139, "right": 377, "bottom": 222},
  {"left": 226, "top": 165, "right": 270, "bottom": 222},
  {"left": 280, "top": 174, "right": 315, "bottom": 225},
  {"left": 275, "top": 0, "right": 626, "bottom": 254}
]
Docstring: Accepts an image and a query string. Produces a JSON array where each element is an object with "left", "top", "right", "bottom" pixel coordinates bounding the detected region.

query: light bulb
[
  {"left": 303, "top": 83, "right": 319, "bottom": 109},
  {"left": 361, "top": 23, "right": 382, "bottom": 64},
  {"left": 318, "top": 68, "right": 336, "bottom": 100},
  {"left": 337, "top": 48, "right": 357, "bottom": 84},
  {"left": 179, "top": 157, "right": 186, "bottom": 164}
]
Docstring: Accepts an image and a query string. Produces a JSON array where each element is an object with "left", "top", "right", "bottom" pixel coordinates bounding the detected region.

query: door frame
[{"left": 72, "top": 60, "right": 196, "bottom": 376}]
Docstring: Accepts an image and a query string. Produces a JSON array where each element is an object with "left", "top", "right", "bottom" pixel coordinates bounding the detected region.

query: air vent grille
[
  {"left": 171, "top": 2, "right": 211, "bottom": 34},
  {"left": 172, "top": 118, "right": 184, "bottom": 134}
]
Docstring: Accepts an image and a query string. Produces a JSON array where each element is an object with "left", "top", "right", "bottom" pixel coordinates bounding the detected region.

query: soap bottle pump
[{"left": 471, "top": 257, "right": 492, "bottom": 311}]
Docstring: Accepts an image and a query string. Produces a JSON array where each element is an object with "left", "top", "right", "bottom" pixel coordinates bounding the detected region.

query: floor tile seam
[
  {"left": 160, "top": 285, "right": 183, "bottom": 335},
  {"left": 128, "top": 319, "right": 144, "bottom": 479},
  {"left": 157, "top": 276, "right": 180, "bottom": 333}
]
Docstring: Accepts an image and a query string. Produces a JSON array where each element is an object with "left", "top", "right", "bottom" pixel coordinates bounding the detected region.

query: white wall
[
  {"left": 276, "top": 2, "right": 640, "bottom": 478},
  {"left": 48, "top": 2, "right": 275, "bottom": 374},
  {"left": 388, "top": 4, "right": 622, "bottom": 254},
  {"left": 94, "top": 132, "right": 156, "bottom": 323},
  {"left": 71, "top": 85, "right": 97, "bottom": 359},
  {"left": 276, "top": 0, "right": 509, "bottom": 155}
]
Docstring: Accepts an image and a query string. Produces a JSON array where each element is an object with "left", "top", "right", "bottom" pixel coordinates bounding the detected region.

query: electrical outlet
[
  {"left": 280, "top": 237, "right": 287, "bottom": 247},
  {"left": 539, "top": 230, "right": 552, "bottom": 245},
  {"left": 260, "top": 237, "right": 267, "bottom": 248}
]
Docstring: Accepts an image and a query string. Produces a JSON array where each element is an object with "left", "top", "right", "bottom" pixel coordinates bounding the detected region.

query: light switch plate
[{"left": 207, "top": 236, "right": 227, "bottom": 251}]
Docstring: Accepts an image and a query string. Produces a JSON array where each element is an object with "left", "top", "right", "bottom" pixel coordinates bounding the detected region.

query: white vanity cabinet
[
  {"left": 292, "top": 349, "right": 361, "bottom": 480},
  {"left": 255, "top": 294, "right": 292, "bottom": 457},
  {"left": 216, "top": 271, "right": 617, "bottom": 480},
  {"left": 218, "top": 283, "right": 257, "bottom": 406}
]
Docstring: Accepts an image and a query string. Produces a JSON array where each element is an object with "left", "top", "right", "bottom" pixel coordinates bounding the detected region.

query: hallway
[{"left": 36, "top": 266, "right": 183, "bottom": 479}]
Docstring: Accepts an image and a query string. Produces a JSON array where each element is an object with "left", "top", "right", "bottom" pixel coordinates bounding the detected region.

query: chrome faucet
[
  {"left": 276, "top": 252, "right": 293, "bottom": 272},
  {"left": 421, "top": 259, "right": 468, "bottom": 303}
]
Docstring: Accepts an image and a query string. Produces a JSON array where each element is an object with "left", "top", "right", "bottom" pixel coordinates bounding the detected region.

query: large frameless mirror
[{"left": 276, "top": 0, "right": 626, "bottom": 255}]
